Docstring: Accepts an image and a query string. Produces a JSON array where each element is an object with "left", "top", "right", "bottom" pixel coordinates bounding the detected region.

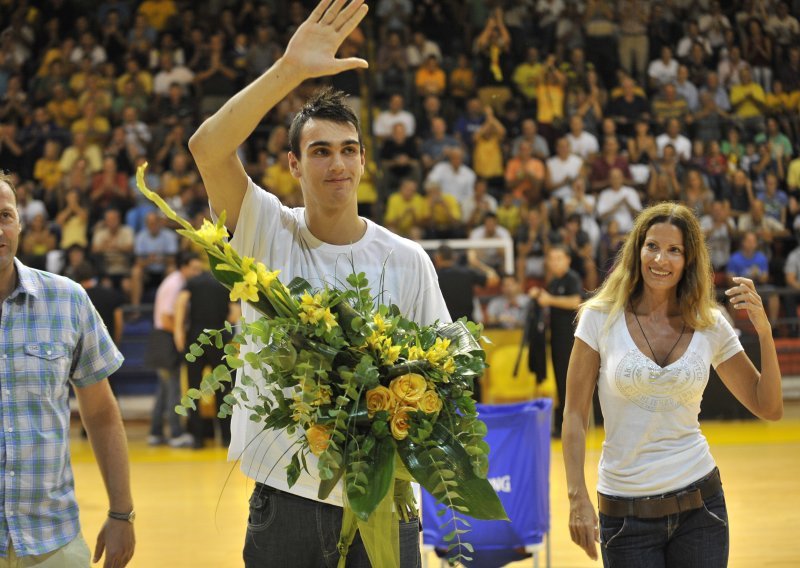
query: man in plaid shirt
[{"left": 0, "top": 173, "right": 135, "bottom": 567}]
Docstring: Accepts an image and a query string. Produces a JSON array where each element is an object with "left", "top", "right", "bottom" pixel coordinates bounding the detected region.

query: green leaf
[
  {"left": 226, "top": 355, "right": 244, "bottom": 369},
  {"left": 175, "top": 405, "right": 187, "bottom": 416},
  {"left": 287, "top": 452, "right": 301, "bottom": 488},
  {"left": 397, "top": 422, "right": 508, "bottom": 521},
  {"left": 185, "top": 353, "right": 196, "bottom": 363},
  {"left": 189, "top": 344, "right": 204, "bottom": 357},
  {"left": 186, "top": 388, "right": 202, "bottom": 399},
  {"left": 346, "top": 436, "right": 396, "bottom": 522}
]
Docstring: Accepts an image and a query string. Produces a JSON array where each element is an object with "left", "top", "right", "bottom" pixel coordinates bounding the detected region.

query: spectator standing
[
  {"left": 174, "top": 269, "right": 236, "bottom": 448},
  {"left": 528, "top": 245, "right": 583, "bottom": 438},
  {"left": 146, "top": 252, "right": 203, "bottom": 447}
]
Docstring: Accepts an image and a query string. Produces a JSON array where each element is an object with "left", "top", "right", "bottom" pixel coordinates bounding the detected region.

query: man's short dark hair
[
  {"left": 288, "top": 86, "right": 363, "bottom": 158},
  {"left": 72, "top": 261, "right": 96, "bottom": 283},
  {"left": 177, "top": 251, "right": 200, "bottom": 268},
  {"left": 436, "top": 244, "right": 454, "bottom": 262}
]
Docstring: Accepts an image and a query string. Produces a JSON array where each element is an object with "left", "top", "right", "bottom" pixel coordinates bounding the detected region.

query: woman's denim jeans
[
  {"left": 243, "top": 483, "right": 421, "bottom": 567},
  {"left": 599, "top": 489, "right": 729, "bottom": 568}
]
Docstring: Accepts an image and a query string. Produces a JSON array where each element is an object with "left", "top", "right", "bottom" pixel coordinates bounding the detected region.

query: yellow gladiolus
[
  {"left": 255, "top": 262, "right": 280, "bottom": 287},
  {"left": 230, "top": 280, "right": 259, "bottom": 303},
  {"left": 195, "top": 219, "right": 228, "bottom": 244}
]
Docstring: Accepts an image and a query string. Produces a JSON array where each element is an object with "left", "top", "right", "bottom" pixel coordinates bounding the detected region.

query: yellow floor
[{"left": 70, "top": 419, "right": 800, "bottom": 568}]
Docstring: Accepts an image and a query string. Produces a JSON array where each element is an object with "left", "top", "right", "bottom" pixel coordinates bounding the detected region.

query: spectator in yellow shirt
[
  {"left": 415, "top": 55, "right": 446, "bottom": 98},
  {"left": 262, "top": 151, "right": 302, "bottom": 207},
  {"left": 730, "top": 65, "right": 767, "bottom": 140},
  {"left": 421, "top": 180, "right": 463, "bottom": 238},
  {"left": 70, "top": 101, "right": 111, "bottom": 146},
  {"left": 512, "top": 46, "right": 543, "bottom": 103},
  {"left": 33, "top": 140, "right": 63, "bottom": 193},
  {"left": 448, "top": 53, "right": 476, "bottom": 107},
  {"left": 137, "top": 0, "right": 177, "bottom": 32},
  {"left": 384, "top": 178, "right": 426, "bottom": 238},
  {"left": 47, "top": 84, "right": 80, "bottom": 128}
]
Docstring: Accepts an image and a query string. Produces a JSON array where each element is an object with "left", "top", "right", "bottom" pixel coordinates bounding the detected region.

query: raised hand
[
  {"left": 725, "top": 276, "right": 770, "bottom": 334},
  {"left": 283, "top": 0, "right": 369, "bottom": 79}
]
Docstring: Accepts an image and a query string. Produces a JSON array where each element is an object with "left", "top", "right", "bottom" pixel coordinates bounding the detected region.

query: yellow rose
[
  {"left": 418, "top": 390, "right": 443, "bottom": 414},
  {"left": 390, "top": 406, "right": 415, "bottom": 440},
  {"left": 306, "top": 424, "right": 332, "bottom": 456},
  {"left": 366, "top": 385, "right": 395, "bottom": 417},
  {"left": 390, "top": 373, "right": 427, "bottom": 404}
]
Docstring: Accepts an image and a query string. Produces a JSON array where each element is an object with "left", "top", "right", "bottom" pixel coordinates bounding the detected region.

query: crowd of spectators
[{"left": 1, "top": 0, "right": 799, "bottom": 332}]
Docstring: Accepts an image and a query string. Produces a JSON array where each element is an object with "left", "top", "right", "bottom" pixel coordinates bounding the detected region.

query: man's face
[
  {"left": 501, "top": 277, "right": 518, "bottom": 298},
  {"left": 105, "top": 210, "right": 121, "bottom": 230},
  {"left": 184, "top": 259, "right": 204, "bottom": 279},
  {"left": 146, "top": 213, "right": 160, "bottom": 234},
  {"left": 0, "top": 182, "right": 21, "bottom": 273},
  {"left": 546, "top": 249, "right": 570, "bottom": 277},
  {"left": 289, "top": 119, "right": 365, "bottom": 214}
]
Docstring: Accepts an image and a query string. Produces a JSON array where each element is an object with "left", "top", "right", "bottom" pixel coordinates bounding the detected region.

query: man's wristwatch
[{"left": 108, "top": 509, "right": 136, "bottom": 523}]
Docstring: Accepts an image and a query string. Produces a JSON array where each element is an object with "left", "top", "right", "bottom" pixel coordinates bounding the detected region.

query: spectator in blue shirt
[
  {"left": 727, "top": 230, "right": 780, "bottom": 321},
  {"left": 130, "top": 210, "right": 178, "bottom": 306}
]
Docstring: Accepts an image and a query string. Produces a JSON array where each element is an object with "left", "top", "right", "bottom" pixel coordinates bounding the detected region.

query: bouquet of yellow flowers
[{"left": 136, "top": 165, "right": 507, "bottom": 565}]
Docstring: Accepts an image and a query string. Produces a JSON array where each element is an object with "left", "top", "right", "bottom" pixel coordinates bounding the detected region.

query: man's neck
[{"left": 305, "top": 208, "right": 367, "bottom": 245}]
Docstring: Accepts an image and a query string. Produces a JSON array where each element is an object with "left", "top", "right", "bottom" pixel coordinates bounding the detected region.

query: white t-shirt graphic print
[{"left": 575, "top": 308, "right": 742, "bottom": 497}]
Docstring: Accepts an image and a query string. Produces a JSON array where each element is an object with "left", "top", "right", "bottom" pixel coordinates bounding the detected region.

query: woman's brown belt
[{"left": 597, "top": 468, "right": 722, "bottom": 519}]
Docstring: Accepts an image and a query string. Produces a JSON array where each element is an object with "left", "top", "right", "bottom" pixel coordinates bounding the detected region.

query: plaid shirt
[{"left": 0, "top": 260, "right": 123, "bottom": 557}]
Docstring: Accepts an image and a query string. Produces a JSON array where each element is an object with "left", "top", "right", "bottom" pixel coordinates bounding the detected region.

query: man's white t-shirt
[
  {"left": 575, "top": 308, "right": 742, "bottom": 496},
  {"left": 225, "top": 179, "right": 451, "bottom": 505}
]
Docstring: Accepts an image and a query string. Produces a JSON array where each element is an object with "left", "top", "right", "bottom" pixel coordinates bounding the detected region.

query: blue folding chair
[{"left": 422, "top": 399, "right": 552, "bottom": 568}]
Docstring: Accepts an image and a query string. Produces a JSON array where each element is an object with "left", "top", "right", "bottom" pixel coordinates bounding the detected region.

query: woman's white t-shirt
[
  {"left": 225, "top": 178, "right": 451, "bottom": 505},
  {"left": 575, "top": 307, "right": 742, "bottom": 497}
]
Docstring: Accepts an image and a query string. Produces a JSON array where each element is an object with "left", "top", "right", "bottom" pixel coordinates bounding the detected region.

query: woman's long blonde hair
[{"left": 578, "top": 202, "right": 717, "bottom": 330}]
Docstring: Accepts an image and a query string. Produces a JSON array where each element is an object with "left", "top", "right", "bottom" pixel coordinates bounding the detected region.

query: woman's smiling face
[{"left": 640, "top": 222, "right": 686, "bottom": 293}]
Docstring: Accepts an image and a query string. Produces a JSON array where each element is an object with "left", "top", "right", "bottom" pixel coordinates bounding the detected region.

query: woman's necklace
[{"left": 630, "top": 303, "right": 686, "bottom": 369}]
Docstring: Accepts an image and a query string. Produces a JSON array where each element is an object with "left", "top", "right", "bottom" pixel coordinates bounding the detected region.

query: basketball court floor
[{"left": 70, "top": 412, "right": 800, "bottom": 567}]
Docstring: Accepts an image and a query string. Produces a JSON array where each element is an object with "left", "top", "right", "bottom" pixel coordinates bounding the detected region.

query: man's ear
[{"left": 288, "top": 151, "right": 301, "bottom": 179}]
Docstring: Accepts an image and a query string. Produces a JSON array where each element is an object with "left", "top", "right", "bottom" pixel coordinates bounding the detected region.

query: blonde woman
[{"left": 563, "top": 202, "right": 783, "bottom": 567}]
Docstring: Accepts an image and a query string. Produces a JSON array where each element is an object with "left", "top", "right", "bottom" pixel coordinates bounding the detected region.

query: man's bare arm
[{"left": 188, "top": 0, "right": 369, "bottom": 232}]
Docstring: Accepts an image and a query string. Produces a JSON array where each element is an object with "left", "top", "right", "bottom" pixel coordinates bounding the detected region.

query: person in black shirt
[
  {"left": 434, "top": 245, "right": 498, "bottom": 321},
  {"left": 73, "top": 261, "right": 125, "bottom": 347},
  {"left": 434, "top": 245, "right": 498, "bottom": 402},
  {"left": 174, "top": 269, "right": 237, "bottom": 448},
  {"left": 528, "top": 246, "right": 583, "bottom": 437}
]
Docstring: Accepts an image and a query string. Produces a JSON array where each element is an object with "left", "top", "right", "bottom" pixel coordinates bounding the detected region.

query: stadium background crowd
[{"left": 1, "top": 0, "right": 800, "bottom": 334}]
